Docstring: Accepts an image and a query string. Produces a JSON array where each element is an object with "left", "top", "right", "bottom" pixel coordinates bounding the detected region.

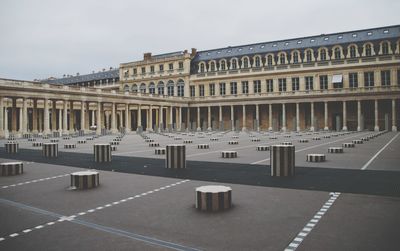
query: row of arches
[
  {"left": 197, "top": 40, "right": 400, "bottom": 73},
  {"left": 123, "top": 79, "right": 185, "bottom": 96}
]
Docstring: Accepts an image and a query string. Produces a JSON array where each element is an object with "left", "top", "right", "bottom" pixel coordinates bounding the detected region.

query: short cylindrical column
[
  {"left": 5, "top": 142, "right": 19, "bottom": 154},
  {"left": 70, "top": 171, "right": 99, "bottom": 190},
  {"left": 94, "top": 143, "right": 112, "bottom": 162},
  {"left": 165, "top": 144, "right": 186, "bottom": 169},
  {"left": 0, "top": 162, "right": 23, "bottom": 176},
  {"left": 42, "top": 143, "right": 58, "bottom": 158},
  {"left": 270, "top": 145, "right": 295, "bottom": 177},
  {"left": 195, "top": 185, "right": 232, "bottom": 212}
]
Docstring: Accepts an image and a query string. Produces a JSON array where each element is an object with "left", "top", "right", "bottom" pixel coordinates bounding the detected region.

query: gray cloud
[{"left": 0, "top": 0, "right": 399, "bottom": 80}]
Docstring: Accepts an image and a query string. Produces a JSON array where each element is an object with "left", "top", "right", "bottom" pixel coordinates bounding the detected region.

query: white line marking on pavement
[
  {"left": 1, "top": 174, "right": 70, "bottom": 190},
  {"left": 361, "top": 133, "right": 399, "bottom": 170}
]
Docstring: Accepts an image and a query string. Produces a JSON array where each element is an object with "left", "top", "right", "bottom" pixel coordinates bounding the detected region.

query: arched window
[
  {"left": 131, "top": 84, "right": 138, "bottom": 93},
  {"left": 220, "top": 60, "right": 226, "bottom": 71},
  {"left": 293, "top": 52, "right": 299, "bottom": 63},
  {"left": 382, "top": 42, "right": 389, "bottom": 55},
  {"left": 349, "top": 46, "right": 356, "bottom": 58},
  {"left": 149, "top": 82, "right": 155, "bottom": 94},
  {"left": 279, "top": 54, "right": 286, "bottom": 64},
  {"left": 366, "top": 44, "right": 372, "bottom": 56},
  {"left": 267, "top": 55, "right": 273, "bottom": 66},
  {"left": 306, "top": 50, "right": 312, "bottom": 62},
  {"left": 231, "top": 59, "right": 237, "bottom": 69},
  {"left": 177, "top": 79, "right": 185, "bottom": 97},
  {"left": 243, "top": 57, "right": 249, "bottom": 68},
  {"left": 334, "top": 48, "right": 341, "bottom": 59},
  {"left": 167, "top": 80, "right": 174, "bottom": 96},
  {"left": 255, "top": 56, "right": 261, "bottom": 67},
  {"left": 320, "top": 49, "right": 326, "bottom": 61},
  {"left": 139, "top": 83, "right": 146, "bottom": 93},
  {"left": 210, "top": 61, "right": 215, "bottom": 71},
  {"left": 199, "top": 63, "right": 205, "bottom": 73},
  {"left": 124, "top": 85, "right": 129, "bottom": 92},
  {"left": 157, "top": 81, "right": 164, "bottom": 95}
]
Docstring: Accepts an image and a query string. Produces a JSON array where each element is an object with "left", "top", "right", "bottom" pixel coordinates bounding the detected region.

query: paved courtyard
[{"left": 0, "top": 130, "right": 399, "bottom": 250}]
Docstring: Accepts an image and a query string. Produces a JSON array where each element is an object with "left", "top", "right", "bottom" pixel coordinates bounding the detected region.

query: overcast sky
[{"left": 0, "top": 0, "right": 399, "bottom": 81}]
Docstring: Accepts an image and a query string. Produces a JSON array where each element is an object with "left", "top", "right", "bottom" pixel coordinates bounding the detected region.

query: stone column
[
  {"left": 159, "top": 106, "right": 163, "bottom": 132},
  {"left": 324, "top": 101, "right": 329, "bottom": 131},
  {"left": 137, "top": 104, "right": 142, "bottom": 132},
  {"left": 32, "top": 99, "right": 38, "bottom": 133},
  {"left": 392, "top": 99, "right": 397, "bottom": 132},
  {"left": 96, "top": 102, "right": 101, "bottom": 135},
  {"left": 91, "top": 110, "right": 95, "bottom": 127},
  {"left": 51, "top": 100, "right": 57, "bottom": 132},
  {"left": 81, "top": 101, "right": 85, "bottom": 131},
  {"left": 0, "top": 97, "right": 4, "bottom": 137},
  {"left": 58, "top": 108, "right": 62, "bottom": 132},
  {"left": 268, "top": 104, "right": 273, "bottom": 131},
  {"left": 63, "top": 100, "right": 68, "bottom": 134},
  {"left": 219, "top": 105, "right": 223, "bottom": 131},
  {"left": 310, "top": 102, "right": 315, "bottom": 131},
  {"left": 178, "top": 107, "right": 182, "bottom": 131},
  {"left": 242, "top": 105, "right": 247, "bottom": 131},
  {"left": 281, "top": 103, "right": 286, "bottom": 132},
  {"left": 296, "top": 103, "right": 300, "bottom": 132},
  {"left": 207, "top": 106, "right": 212, "bottom": 131},
  {"left": 186, "top": 107, "right": 190, "bottom": 131},
  {"left": 43, "top": 99, "right": 50, "bottom": 134},
  {"left": 19, "top": 104, "right": 23, "bottom": 133},
  {"left": 374, "top": 99, "right": 379, "bottom": 131},
  {"left": 230, "top": 105, "right": 234, "bottom": 131},
  {"left": 148, "top": 105, "right": 153, "bottom": 131},
  {"left": 111, "top": 102, "right": 117, "bottom": 133},
  {"left": 69, "top": 101, "right": 74, "bottom": 132},
  {"left": 342, "top": 101, "right": 347, "bottom": 131},
  {"left": 11, "top": 98, "right": 17, "bottom": 133},
  {"left": 169, "top": 106, "right": 173, "bottom": 131},
  {"left": 125, "top": 104, "right": 131, "bottom": 132},
  {"left": 255, "top": 104, "right": 260, "bottom": 131},
  {"left": 85, "top": 101, "right": 90, "bottom": 131},
  {"left": 4, "top": 107, "right": 8, "bottom": 136},
  {"left": 197, "top": 106, "right": 201, "bottom": 131},
  {"left": 357, "top": 100, "right": 362, "bottom": 131},
  {"left": 22, "top": 98, "right": 28, "bottom": 133}
]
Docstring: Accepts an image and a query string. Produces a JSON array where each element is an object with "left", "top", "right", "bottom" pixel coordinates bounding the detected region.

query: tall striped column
[
  {"left": 94, "top": 143, "right": 111, "bottom": 162},
  {"left": 270, "top": 145, "right": 295, "bottom": 176},
  {"left": 165, "top": 144, "right": 186, "bottom": 169}
]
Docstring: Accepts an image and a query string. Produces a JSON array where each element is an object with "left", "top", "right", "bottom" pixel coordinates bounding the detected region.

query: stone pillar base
[
  {"left": 374, "top": 126, "right": 380, "bottom": 132},
  {"left": 310, "top": 127, "right": 315, "bottom": 132},
  {"left": 242, "top": 127, "right": 247, "bottom": 132},
  {"left": 281, "top": 127, "right": 287, "bottom": 132},
  {"left": 296, "top": 127, "right": 301, "bottom": 132},
  {"left": 357, "top": 126, "right": 362, "bottom": 132},
  {"left": 324, "top": 127, "right": 329, "bottom": 131},
  {"left": 196, "top": 127, "right": 201, "bottom": 132},
  {"left": 207, "top": 127, "right": 212, "bottom": 131},
  {"left": 392, "top": 126, "right": 397, "bottom": 132},
  {"left": 342, "top": 126, "right": 348, "bottom": 131}
]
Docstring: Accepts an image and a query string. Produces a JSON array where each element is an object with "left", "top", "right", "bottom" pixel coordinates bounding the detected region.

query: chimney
[
  {"left": 110, "top": 67, "right": 113, "bottom": 70},
  {"left": 143, "top": 52, "right": 152, "bottom": 60},
  {"left": 102, "top": 68, "right": 105, "bottom": 72},
  {"left": 76, "top": 72, "right": 80, "bottom": 76},
  {"left": 191, "top": 48, "right": 197, "bottom": 57},
  {"left": 63, "top": 74, "right": 66, "bottom": 78}
]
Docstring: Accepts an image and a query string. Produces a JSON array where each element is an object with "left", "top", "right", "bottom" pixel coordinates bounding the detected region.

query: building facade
[{"left": 0, "top": 25, "right": 399, "bottom": 137}]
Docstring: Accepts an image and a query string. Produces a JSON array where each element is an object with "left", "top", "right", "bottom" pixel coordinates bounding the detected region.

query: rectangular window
[
  {"left": 209, "top": 83, "right": 215, "bottom": 96},
  {"left": 349, "top": 73, "right": 358, "bottom": 88},
  {"left": 381, "top": 70, "right": 391, "bottom": 86},
  {"left": 159, "top": 64, "right": 164, "bottom": 72},
  {"left": 133, "top": 68, "right": 137, "bottom": 75},
  {"left": 190, "top": 86, "right": 195, "bottom": 97},
  {"left": 150, "top": 66, "right": 155, "bottom": 73},
  {"left": 364, "top": 72, "right": 374, "bottom": 88},
  {"left": 253, "top": 80, "right": 261, "bottom": 93},
  {"left": 141, "top": 67, "right": 146, "bottom": 74},
  {"left": 199, "top": 85, "right": 205, "bottom": 97},
  {"left": 242, "top": 81, "right": 249, "bottom": 94},
  {"left": 278, "top": 78, "right": 287, "bottom": 92},
  {"left": 219, "top": 83, "right": 226, "bottom": 96},
  {"left": 179, "top": 62, "right": 184, "bottom": 69},
  {"left": 266, "top": 79, "right": 273, "bottom": 92},
  {"left": 177, "top": 85, "right": 184, "bottom": 97},
  {"left": 305, "top": 76, "right": 314, "bottom": 90},
  {"left": 319, "top": 75, "right": 328, "bottom": 90},
  {"left": 292, "top": 77, "right": 299, "bottom": 91},
  {"left": 230, "top": 82, "right": 237, "bottom": 95},
  {"left": 169, "top": 63, "right": 173, "bottom": 70}
]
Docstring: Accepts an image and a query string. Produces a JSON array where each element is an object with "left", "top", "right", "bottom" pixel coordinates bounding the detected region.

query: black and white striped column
[
  {"left": 94, "top": 144, "right": 112, "bottom": 162},
  {"left": 306, "top": 154, "right": 326, "bottom": 162},
  {"left": 195, "top": 185, "right": 232, "bottom": 212},
  {"left": 70, "top": 171, "right": 99, "bottom": 189},
  {"left": 165, "top": 144, "right": 186, "bottom": 169},
  {"left": 155, "top": 148, "right": 166, "bottom": 155},
  {"left": 42, "top": 143, "right": 58, "bottom": 158},
  {"left": 256, "top": 145, "right": 269, "bottom": 151},
  {"left": 0, "top": 162, "right": 23, "bottom": 176},
  {"left": 33, "top": 142, "right": 43, "bottom": 147},
  {"left": 64, "top": 144, "right": 76, "bottom": 149},
  {"left": 328, "top": 147, "right": 343, "bottom": 153},
  {"left": 221, "top": 151, "right": 237, "bottom": 158},
  {"left": 270, "top": 145, "right": 295, "bottom": 177},
  {"left": 5, "top": 142, "right": 19, "bottom": 154},
  {"left": 198, "top": 144, "right": 210, "bottom": 149},
  {"left": 342, "top": 142, "right": 355, "bottom": 148}
]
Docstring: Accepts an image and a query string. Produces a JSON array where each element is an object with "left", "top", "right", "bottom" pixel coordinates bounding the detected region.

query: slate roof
[
  {"left": 192, "top": 25, "right": 400, "bottom": 62},
  {"left": 43, "top": 68, "right": 119, "bottom": 85}
]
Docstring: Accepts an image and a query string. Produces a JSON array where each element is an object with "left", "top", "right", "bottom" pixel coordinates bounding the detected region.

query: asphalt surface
[{"left": 0, "top": 130, "right": 399, "bottom": 250}]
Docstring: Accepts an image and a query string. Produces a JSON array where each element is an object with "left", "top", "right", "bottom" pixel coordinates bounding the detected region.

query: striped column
[
  {"left": 94, "top": 143, "right": 112, "bottom": 162},
  {"left": 42, "top": 143, "right": 58, "bottom": 158},
  {"left": 70, "top": 171, "right": 99, "bottom": 190},
  {"left": 0, "top": 162, "right": 23, "bottom": 176},
  {"left": 5, "top": 142, "right": 19, "bottom": 154},
  {"left": 165, "top": 144, "right": 186, "bottom": 169},
  {"left": 195, "top": 185, "right": 232, "bottom": 212},
  {"left": 270, "top": 145, "right": 295, "bottom": 177}
]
